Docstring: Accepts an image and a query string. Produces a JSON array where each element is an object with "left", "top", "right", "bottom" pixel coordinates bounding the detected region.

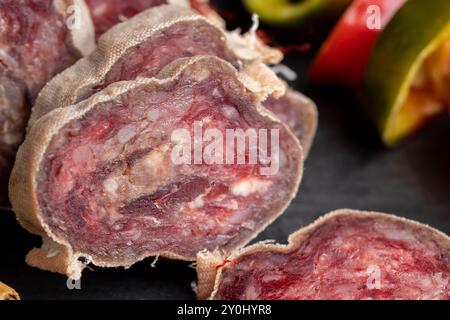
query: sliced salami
[
  {"left": 263, "top": 88, "right": 317, "bottom": 157},
  {"left": 30, "top": 5, "right": 283, "bottom": 128},
  {"left": 10, "top": 56, "right": 303, "bottom": 279},
  {"left": 0, "top": 0, "right": 94, "bottom": 200},
  {"left": 198, "top": 209, "right": 450, "bottom": 300}
]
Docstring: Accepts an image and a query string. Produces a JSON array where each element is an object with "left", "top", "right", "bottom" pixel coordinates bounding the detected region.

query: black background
[{"left": 0, "top": 0, "right": 449, "bottom": 300}]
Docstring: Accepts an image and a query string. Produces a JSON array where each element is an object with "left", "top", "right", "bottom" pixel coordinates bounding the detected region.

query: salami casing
[
  {"left": 30, "top": 5, "right": 283, "bottom": 128},
  {"left": 198, "top": 209, "right": 450, "bottom": 300},
  {"left": 10, "top": 56, "right": 303, "bottom": 279},
  {"left": 0, "top": 0, "right": 94, "bottom": 200}
]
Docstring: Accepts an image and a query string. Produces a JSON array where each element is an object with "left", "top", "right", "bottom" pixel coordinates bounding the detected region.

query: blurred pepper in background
[
  {"left": 362, "top": 0, "right": 450, "bottom": 145},
  {"left": 242, "top": 0, "right": 450, "bottom": 147}
]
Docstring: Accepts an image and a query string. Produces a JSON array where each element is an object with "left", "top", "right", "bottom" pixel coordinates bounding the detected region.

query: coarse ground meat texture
[
  {"left": 18, "top": 57, "right": 302, "bottom": 267},
  {"left": 0, "top": 0, "right": 79, "bottom": 199},
  {"left": 85, "top": 0, "right": 168, "bottom": 38},
  {"left": 211, "top": 210, "right": 450, "bottom": 300},
  {"left": 30, "top": 5, "right": 314, "bottom": 153}
]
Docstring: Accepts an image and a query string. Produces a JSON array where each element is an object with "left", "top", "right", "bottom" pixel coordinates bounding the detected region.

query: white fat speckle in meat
[
  {"left": 248, "top": 14, "right": 259, "bottom": 49},
  {"left": 231, "top": 178, "right": 272, "bottom": 197},
  {"left": 117, "top": 124, "right": 137, "bottom": 144}
]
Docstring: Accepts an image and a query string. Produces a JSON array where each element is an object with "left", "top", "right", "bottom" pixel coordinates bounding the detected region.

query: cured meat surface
[
  {"left": 0, "top": 0, "right": 86, "bottom": 200},
  {"left": 10, "top": 56, "right": 302, "bottom": 278},
  {"left": 204, "top": 210, "right": 450, "bottom": 300},
  {"left": 263, "top": 89, "right": 317, "bottom": 157},
  {"left": 85, "top": 0, "right": 168, "bottom": 37}
]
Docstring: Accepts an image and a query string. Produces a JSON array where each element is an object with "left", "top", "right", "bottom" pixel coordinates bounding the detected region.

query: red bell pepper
[{"left": 309, "top": 0, "right": 407, "bottom": 88}]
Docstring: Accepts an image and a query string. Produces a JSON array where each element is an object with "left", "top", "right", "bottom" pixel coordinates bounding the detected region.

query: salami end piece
[
  {"left": 198, "top": 209, "right": 450, "bottom": 300},
  {"left": 263, "top": 88, "right": 318, "bottom": 157},
  {"left": 10, "top": 56, "right": 303, "bottom": 279}
]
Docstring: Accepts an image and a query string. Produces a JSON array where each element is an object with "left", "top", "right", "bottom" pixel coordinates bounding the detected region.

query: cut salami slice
[
  {"left": 0, "top": 0, "right": 94, "bottom": 200},
  {"left": 30, "top": 5, "right": 283, "bottom": 128},
  {"left": 198, "top": 209, "right": 450, "bottom": 300},
  {"left": 10, "top": 56, "right": 303, "bottom": 279},
  {"left": 263, "top": 88, "right": 317, "bottom": 157}
]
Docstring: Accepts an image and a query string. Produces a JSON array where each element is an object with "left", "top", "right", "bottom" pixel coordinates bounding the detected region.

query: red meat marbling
[{"left": 200, "top": 210, "right": 450, "bottom": 300}]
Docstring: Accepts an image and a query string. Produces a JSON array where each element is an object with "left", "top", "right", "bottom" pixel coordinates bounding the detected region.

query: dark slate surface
[{"left": 0, "top": 0, "right": 449, "bottom": 300}]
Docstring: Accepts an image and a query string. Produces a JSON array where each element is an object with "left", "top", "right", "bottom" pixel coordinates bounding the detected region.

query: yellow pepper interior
[{"left": 387, "top": 37, "right": 450, "bottom": 143}]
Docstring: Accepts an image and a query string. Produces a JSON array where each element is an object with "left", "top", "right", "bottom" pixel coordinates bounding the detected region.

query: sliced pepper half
[
  {"left": 309, "top": 0, "right": 407, "bottom": 88},
  {"left": 242, "top": 0, "right": 352, "bottom": 27},
  {"left": 363, "top": 0, "right": 450, "bottom": 146}
]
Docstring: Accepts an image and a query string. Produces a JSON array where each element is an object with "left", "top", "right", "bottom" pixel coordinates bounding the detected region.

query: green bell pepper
[{"left": 362, "top": 0, "right": 450, "bottom": 146}]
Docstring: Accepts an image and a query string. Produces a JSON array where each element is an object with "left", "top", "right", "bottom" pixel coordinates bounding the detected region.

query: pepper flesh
[
  {"left": 309, "top": 0, "right": 406, "bottom": 88},
  {"left": 363, "top": 0, "right": 450, "bottom": 145}
]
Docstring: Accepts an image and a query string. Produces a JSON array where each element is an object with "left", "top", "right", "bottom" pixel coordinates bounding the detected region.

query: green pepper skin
[{"left": 362, "top": 0, "right": 450, "bottom": 145}]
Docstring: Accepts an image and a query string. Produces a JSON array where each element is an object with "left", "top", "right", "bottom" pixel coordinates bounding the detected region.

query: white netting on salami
[
  {"left": 0, "top": 0, "right": 94, "bottom": 201},
  {"left": 199, "top": 210, "right": 450, "bottom": 300},
  {"left": 10, "top": 56, "right": 303, "bottom": 279}
]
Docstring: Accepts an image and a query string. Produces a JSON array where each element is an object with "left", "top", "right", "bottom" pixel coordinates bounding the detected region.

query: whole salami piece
[
  {"left": 197, "top": 209, "right": 450, "bottom": 300},
  {"left": 0, "top": 0, "right": 95, "bottom": 201},
  {"left": 10, "top": 56, "right": 303, "bottom": 279}
]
